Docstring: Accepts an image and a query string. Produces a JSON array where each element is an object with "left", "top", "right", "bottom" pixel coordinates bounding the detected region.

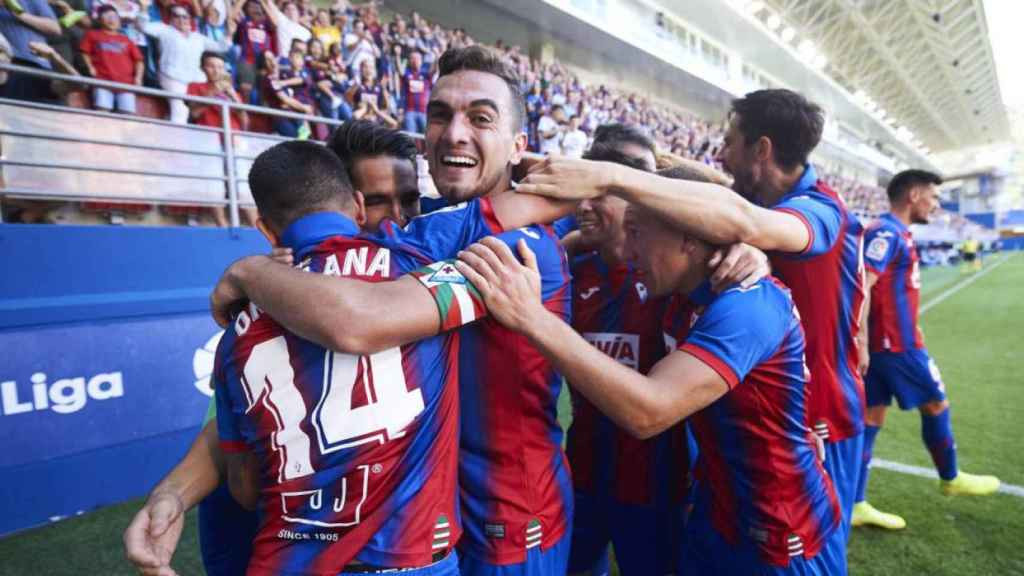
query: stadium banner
[{"left": 0, "top": 224, "right": 269, "bottom": 536}]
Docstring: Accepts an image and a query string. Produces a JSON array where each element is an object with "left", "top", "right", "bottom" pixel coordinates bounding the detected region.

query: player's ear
[
  {"left": 351, "top": 190, "right": 367, "bottom": 227},
  {"left": 255, "top": 217, "right": 281, "bottom": 247},
  {"left": 508, "top": 129, "right": 528, "bottom": 166}
]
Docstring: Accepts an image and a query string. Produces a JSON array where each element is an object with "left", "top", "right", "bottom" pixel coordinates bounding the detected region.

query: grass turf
[{"left": 1, "top": 256, "right": 1021, "bottom": 575}]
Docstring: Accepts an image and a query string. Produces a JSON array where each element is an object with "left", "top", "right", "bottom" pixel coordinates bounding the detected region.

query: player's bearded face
[
  {"left": 719, "top": 119, "right": 758, "bottom": 202},
  {"left": 911, "top": 185, "right": 939, "bottom": 225},
  {"left": 426, "top": 71, "right": 526, "bottom": 203}
]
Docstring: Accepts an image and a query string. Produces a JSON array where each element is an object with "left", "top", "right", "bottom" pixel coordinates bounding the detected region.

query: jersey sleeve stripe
[
  {"left": 412, "top": 260, "right": 487, "bottom": 332},
  {"left": 774, "top": 207, "right": 815, "bottom": 255},
  {"left": 479, "top": 196, "right": 504, "bottom": 233},
  {"left": 680, "top": 342, "right": 740, "bottom": 389}
]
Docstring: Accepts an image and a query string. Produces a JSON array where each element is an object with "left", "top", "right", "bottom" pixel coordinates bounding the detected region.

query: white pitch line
[
  {"left": 919, "top": 253, "right": 1013, "bottom": 315},
  {"left": 872, "top": 458, "right": 1024, "bottom": 498}
]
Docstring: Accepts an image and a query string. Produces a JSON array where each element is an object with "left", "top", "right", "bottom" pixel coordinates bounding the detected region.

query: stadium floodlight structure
[{"left": 758, "top": 0, "right": 1008, "bottom": 154}]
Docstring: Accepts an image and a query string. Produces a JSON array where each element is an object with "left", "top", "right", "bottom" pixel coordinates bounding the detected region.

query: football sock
[
  {"left": 921, "top": 408, "right": 958, "bottom": 481},
  {"left": 855, "top": 425, "right": 880, "bottom": 503}
]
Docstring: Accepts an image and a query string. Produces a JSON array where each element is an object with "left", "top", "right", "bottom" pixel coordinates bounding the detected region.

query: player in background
[
  {"left": 514, "top": 89, "right": 867, "bottom": 544},
  {"left": 960, "top": 236, "right": 982, "bottom": 273},
  {"left": 853, "top": 170, "right": 1000, "bottom": 530},
  {"left": 455, "top": 165, "right": 845, "bottom": 575},
  {"left": 566, "top": 144, "right": 770, "bottom": 576},
  {"left": 124, "top": 124, "right": 451, "bottom": 576}
]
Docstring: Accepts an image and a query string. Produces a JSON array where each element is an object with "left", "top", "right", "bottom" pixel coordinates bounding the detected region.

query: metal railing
[{"left": 0, "top": 61, "right": 393, "bottom": 227}]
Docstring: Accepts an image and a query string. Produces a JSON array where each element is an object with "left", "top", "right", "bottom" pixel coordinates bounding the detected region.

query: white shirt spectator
[
  {"left": 537, "top": 114, "right": 562, "bottom": 155},
  {"left": 265, "top": 0, "right": 310, "bottom": 56},
  {"left": 141, "top": 17, "right": 227, "bottom": 84},
  {"left": 561, "top": 127, "right": 587, "bottom": 158}
]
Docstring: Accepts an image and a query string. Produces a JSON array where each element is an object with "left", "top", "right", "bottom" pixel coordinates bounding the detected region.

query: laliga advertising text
[{"left": 1, "top": 371, "right": 124, "bottom": 416}]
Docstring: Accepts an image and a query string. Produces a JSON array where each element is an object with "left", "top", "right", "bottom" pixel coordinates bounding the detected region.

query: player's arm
[
  {"left": 455, "top": 237, "right": 729, "bottom": 439},
  {"left": 124, "top": 419, "right": 223, "bottom": 574},
  {"left": 857, "top": 269, "right": 880, "bottom": 375},
  {"left": 516, "top": 156, "right": 812, "bottom": 252},
  {"left": 212, "top": 257, "right": 444, "bottom": 354}
]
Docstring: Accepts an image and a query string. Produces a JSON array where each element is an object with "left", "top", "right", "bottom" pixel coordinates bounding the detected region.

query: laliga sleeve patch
[
  {"left": 866, "top": 236, "right": 890, "bottom": 262},
  {"left": 412, "top": 259, "right": 487, "bottom": 332}
]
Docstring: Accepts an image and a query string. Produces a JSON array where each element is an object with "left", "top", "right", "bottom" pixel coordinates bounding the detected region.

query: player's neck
[
  {"left": 760, "top": 164, "right": 804, "bottom": 206},
  {"left": 890, "top": 205, "right": 913, "bottom": 227},
  {"left": 597, "top": 241, "right": 626, "bottom": 268}
]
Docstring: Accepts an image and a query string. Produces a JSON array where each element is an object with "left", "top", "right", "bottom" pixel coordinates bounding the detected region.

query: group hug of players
[{"left": 122, "top": 45, "right": 1001, "bottom": 576}]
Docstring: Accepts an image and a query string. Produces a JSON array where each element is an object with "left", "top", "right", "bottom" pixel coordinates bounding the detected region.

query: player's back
[
  {"left": 567, "top": 253, "right": 689, "bottom": 506},
  {"left": 864, "top": 213, "right": 922, "bottom": 352},
  {"left": 215, "top": 225, "right": 461, "bottom": 575},
  {"left": 679, "top": 278, "right": 841, "bottom": 566},
  {"left": 769, "top": 173, "right": 866, "bottom": 443},
  {"left": 456, "top": 224, "right": 574, "bottom": 564}
]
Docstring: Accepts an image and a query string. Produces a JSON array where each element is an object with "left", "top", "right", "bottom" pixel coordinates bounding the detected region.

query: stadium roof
[{"left": 752, "top": 0, "right": 1009, "bottom": 154}]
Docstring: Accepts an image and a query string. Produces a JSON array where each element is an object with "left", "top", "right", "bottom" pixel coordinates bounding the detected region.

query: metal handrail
[{"left": 0, "top": 61, "right": 375, "bottom": 226}]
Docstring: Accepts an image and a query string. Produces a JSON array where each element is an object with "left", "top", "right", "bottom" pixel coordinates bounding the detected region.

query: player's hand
[
  {"left": 707, "top": 243, "right": 769, "bottom": 292},
  {"left": 210, "top": 257, "right": 260, "bottom": 328},
  {"left": 455, "top": 237, "right": 544, "bottom": 334},
  {"left": 123, "top": 492, "right": 185, "bottom": 576},
  {"left": 269, "top": 246, "right": 294, "bottom": 266},
  {"left": 515, "top": 155, "right": 616, "bottom": 201},
  {"left": 856, "top": 337, "right": 870, "bottom": 376}
]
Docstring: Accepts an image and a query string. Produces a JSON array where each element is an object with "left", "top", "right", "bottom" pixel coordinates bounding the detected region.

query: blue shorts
[
  {"left": 342, "top": 550, "right": 459, "bottom": 576},
  {"left": 198, "top": 483, "right": 258, "bottom": 576},
  {"left": 866, "top": 349, "right": 946, "bottom": 410},
  {"left": 567, "top": 491, "right": 684, "bottom": 575},
  {"left": 679, "top": 496, "right": 847, "bottom": 576},
  {"left": 824, "top": 433, "right": 863, "bottom": 539},
  {"left": 459, "top": 530, "right": 570, "bottom": 576}
]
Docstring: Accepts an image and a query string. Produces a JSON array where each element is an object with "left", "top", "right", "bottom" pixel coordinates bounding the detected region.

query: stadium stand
[{"left": 0, "top": 0, "right": 996, "bottom": 252}]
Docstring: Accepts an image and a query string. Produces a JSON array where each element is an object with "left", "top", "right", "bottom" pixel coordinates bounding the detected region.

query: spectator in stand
[
  {"left": 259, "top": 0, "right": 307, "bottom": 64},
  {"left": 399, "top": 48, "right": 429, "bottom": 134},
  {"left": 263, "top": 48, "right": 312, "bottom": 137},
  {"left": 537, "top": 103, "right": 566, "bottom": 155},
  {"left": 154, "top": 0, "right": 198, "bottom": 28},
  {"left": 197, "top": 0, "right": 228, "bottom": 44},
  {"left": 137, "top": 0, "right": 228, "bottom": 123},
  {"left": 80, "top": 5, "right": 142, "bottom": 113},
  {"left": 343, "top": 17, "right": 376, "bottom": 76},
  {"left": 229, "top": 0, "right": 273, "bottom": 99},
  {"left": 560, "top": 113, "right": 587, "bottom": 158},
  {"left": 310, "top": 8, "right": 337, "bottom": 49},
  {"left": 185, "top": 50, "right": 253, "bottom": 227},
  {"left": 275, "top": 35, "right": 303, "bottom": 71},
  {"left": 0, "top": 0, "right": 60, "bottom": 101},
  {"left": 348, "top": 57, "right": 395, "bottom": 128}
]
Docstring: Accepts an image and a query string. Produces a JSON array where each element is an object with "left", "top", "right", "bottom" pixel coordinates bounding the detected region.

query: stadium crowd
[{"left": 0, "top": 0, "right": 904, "bottom": 221}]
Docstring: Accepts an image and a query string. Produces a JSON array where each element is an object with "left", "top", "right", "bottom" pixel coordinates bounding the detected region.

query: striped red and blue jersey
[
  {"left": 863, "top": 213, "right": 923, "bottom": 353},
  {"left": 566, "top": 253, "right": 690, "bottom": 506},
  {"left": 456, "top": 224, "right": 574, "bottom": 564},
  {"left": 676, "top": 279, "right": 841, "bottom": 567},
  {"left": 215, "top": 212, "right": 467, "bottom": 575},
  {"left": 769, "top": 165, "right": 866, "bottom": 443}
]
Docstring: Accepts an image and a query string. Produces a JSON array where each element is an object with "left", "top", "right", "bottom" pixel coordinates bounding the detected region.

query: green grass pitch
[{"left": 1, "top": 254, "right": 1021, "bottom": 575}]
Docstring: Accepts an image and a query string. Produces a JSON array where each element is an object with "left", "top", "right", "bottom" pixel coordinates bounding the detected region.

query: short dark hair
[
  {"left": 200, "top": 51, "right": 225, "bottom": 65},
  {"left": 887, "top": 169, "right": 943, "bottom": 203},
  {"left": 584, "top": 141, "right": 651, "bottom": 172},
  {"left": 248, "top": 141, "right": 355, "bottom": 230},
  {"left": 327, "top": 119, "right": 419, "bottom": 176},
  {"left": 592, "top": 123, "right": 656, "bottom": 156},
  {"left": 437, "top": 46, "right": 525, "bottom": 132},
  {"left": 96, "top": 4, "right": 118, "bottom": 17},
  {"left": 730, "top": 89, "right": 824, "bottom": 169},
  {"left": 657, "top": 163, "right": 727, "bottom": 186}
]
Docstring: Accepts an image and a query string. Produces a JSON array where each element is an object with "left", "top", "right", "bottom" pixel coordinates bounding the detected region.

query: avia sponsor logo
[
  {"left": 583, "top": 332, "right": 640, "bottom": 370},
  {"left": 193, "top": 331, "right": 225, "bottom": 397},
  {"left": 1, "top": 371, "right": 124, "bottom": 416}
]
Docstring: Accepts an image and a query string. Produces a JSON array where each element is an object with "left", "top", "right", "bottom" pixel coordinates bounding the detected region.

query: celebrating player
[
  {"left": 853, "top": 169, "right": 1000, "bottom": 530},
  {"left": 124, "top": 123, "right": 437, "bottom": 576},
  {"left": 456, "top": 166, "right": 846, "bottom": 575},
  {"left": 515, "top": 89, "right": 868, "bottom": 545}
]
